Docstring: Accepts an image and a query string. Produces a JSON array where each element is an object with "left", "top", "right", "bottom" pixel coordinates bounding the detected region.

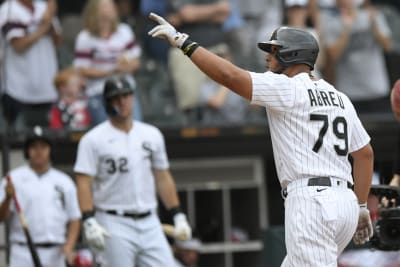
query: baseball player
[
  {"left": 149, "top": 14, "right": 374, "bottom": 266},
  {"left": 0, "top": 126, "right": 81, "bottom": 267},
  {"left": 73, "top": 77, "right": 192, "bottom": 267}
]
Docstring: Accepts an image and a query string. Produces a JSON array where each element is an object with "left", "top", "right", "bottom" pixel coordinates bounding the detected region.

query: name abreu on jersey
[{"left": 307, "top": 88, "right": 345, "bottom": 109}]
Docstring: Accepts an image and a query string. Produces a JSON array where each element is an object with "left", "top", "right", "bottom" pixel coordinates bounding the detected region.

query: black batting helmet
[
  {"left": 103, "top": 77, "right": 135, "bottom": 116},
  {"left": 258, "top": 27, "right": 319, "bottom": 70},
  {"left": 24, "top": 126, "right": 52, "bottom": 159}
]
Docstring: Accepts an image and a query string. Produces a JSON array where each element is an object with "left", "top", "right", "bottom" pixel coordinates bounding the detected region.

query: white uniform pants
[
  {"left": 10, "top": 243, "right": 65, "bottom": 267},
  {"left": 281, "top": 178, "right": 359, "bottom": 267},
  {"left": 95, "top": 211, "right": 175, "bottom": 267}
]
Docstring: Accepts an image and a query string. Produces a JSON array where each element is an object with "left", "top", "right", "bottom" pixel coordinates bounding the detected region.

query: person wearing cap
[
  {"left": 173, "top": 238, "right": 202, "bottom": 267},
  {"left": 0, "top": 126, "right": 81, "bottom": 267},
  {"left": 74, "top": 77, "right": 192, "bottom": 267}
]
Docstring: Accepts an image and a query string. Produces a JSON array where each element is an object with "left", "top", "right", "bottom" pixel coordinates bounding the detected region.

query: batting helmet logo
[
  {"left": 103, "top": 77, "right": 135, "bottom": 116},
  {"left": 23, "top": 126, "right": 52, "bottom": 159}
]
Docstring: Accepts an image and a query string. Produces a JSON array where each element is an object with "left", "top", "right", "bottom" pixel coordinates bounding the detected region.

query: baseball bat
[
  {"left": 6, "top": 175, "right": 43, "bottom": 267},
  {"left": 162, "top": 224, "right": 189, "bottom": 240}
]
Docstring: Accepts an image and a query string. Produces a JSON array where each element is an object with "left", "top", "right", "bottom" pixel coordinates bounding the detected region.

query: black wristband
[
  {"left": 167, "top": 206, "right": 182, "bottom": 219},
  {"left": 181, "top": 39, "right": 199, "bottom": 57},
  {"left": 82, "top": 210, "right": 95, "bottom": 221}
]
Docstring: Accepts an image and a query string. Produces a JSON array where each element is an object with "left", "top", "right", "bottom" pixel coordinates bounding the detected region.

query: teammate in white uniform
[
  {"left": 0, "top": 126, "right": 81, "bottom": 267},
  {"left": 149, "top": 14, "right": 374, "bottom": 266},
  {"left": 74, "top": 77, "right": 192, "bottom": 267}
]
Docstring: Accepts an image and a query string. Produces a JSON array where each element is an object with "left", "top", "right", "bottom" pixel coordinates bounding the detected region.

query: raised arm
[{"left": 148, "top": 13, "right": 252, "bottom": 100}]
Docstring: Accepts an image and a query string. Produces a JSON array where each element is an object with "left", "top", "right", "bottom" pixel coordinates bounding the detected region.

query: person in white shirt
[
  {"left": 73, "top": 0, "right": 142, "bottom": 126},
  {"left": 74, "top": 77, "right": 192, "bottom": 267},
  {"left": 0, "top": 126, "right": 81, "bottom": 267},
  {"left": 0, "top": 0, "right": 60, "bottom": 129}
]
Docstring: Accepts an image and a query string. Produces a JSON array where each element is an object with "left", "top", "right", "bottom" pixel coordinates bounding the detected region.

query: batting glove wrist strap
[
  {"left": 181, "top": 39, "right": 200, "bottom": 57},
  {"left": 82, "top": 210, "right": 95, "bottom": 222},
  {"left": 168, "top": 206, "right": 182, "bottom": 219},
  {"left": 359, "top": 203, "right": 367, "bottom": 208}
]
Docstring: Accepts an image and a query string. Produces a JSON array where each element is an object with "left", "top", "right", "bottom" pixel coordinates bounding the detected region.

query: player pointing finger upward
[{"left": 149, "top": 12, "right": 374, "bottom": 266}]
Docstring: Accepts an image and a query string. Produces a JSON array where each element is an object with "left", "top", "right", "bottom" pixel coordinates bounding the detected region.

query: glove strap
[
  {"left": 181, "top": 39, "right": 199, "bottom": 57},
  {"left": 359, "top": 203, "right": 367, "bottom": 208},
  {"left": 167, "top": 206, "right": 182, "bottom": 220},
  {"left": 82, "top": 210, "right": 95, "bottom": 222}
]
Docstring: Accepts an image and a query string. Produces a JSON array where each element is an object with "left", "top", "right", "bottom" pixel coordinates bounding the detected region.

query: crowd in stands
[{"left": 0, "top": 0, "right": 400, "bottom": 133}]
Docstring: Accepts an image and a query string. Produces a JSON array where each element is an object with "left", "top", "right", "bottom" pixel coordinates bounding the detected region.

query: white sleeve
[
  {"left": 73, "top": 135, "right": 98, "bottom": 177},
  {"left": 73, "top": 31, "right": 93, "bottom": 68},
  {"left": 0, "top": 8, "right": 27, "bottom": 42},
  {"left": 348, "top": 103, "right": 370, "bottom": 152},
  {"left": 152, "top": 129, "right": 169, "bottom": 170},
  {"left": 65, "top": 180, "right": 81, "bottom": 221},
  {"left": 249, "top": 71, "right": 295, "bottom": 112},
  {"left": 120, "top": 24, "right": 141, "bottom": 59}
]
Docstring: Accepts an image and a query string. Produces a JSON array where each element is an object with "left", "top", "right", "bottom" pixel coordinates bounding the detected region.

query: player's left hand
[
  {"left": 148, "top": 13, "right": 189, "bottom": 48},
  {"left": 353, "top": 205, "right": 373, "bottom": 245},
  {"left": 173, "top": 213, "right": 192, "bottom": 241}
]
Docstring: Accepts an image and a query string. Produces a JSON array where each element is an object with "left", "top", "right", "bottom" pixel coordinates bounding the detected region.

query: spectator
[
  {"left": 198, "top": 44, "right": 248, "bottom": 125},
  {"left": 0, "top": 126, "right": 81, "bottom": 267},
  {"left": 173, "top": 238, "right": 202, "bottom": 267},
  {"left": 73, "top": 0, "right": 142, "bottom": 126},
  {"left": 0, "top": 0, "right": 61, "bottom": 130},
  {"left": 320, "top": 0, "right": 393, "bottom": 113},
  {"left": 166, "top": 0, "right": 231, "bottom": 122},
  {"left": 49, "top": 67, "right": 91, "bottom": 130},
  {"left": 284, "top": 0, "right": 325, "bottom": 78},
  {"left": 140, "top": 0, "right": 170, "bottom": 63}
]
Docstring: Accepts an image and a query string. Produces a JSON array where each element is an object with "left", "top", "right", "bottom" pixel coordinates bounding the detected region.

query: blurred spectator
[
  {"left": 222, "top": 0, "right": 246, "bottom": 66},
  {"left": 49, "top": 67, "right": 91, "bottom": 130},
  {"left": 140, "top": 0, "right": 170, "bottom": 63},
  {"left": 0, "top": 0, "right": 61, "bottom": 130},
  {"left": 166, "top": 0, "right": 231, "bottom": 122},
  {"left": 198, "top": 44, "right": 248, "bottom": 125},
  {"left": 389, "top": 79, "right": 400, "bottom": 188},
  {"left": 73, "top": 0, "right": 142, "bottom": 126},
  {"left": 320, "top": 0, "right": 393, "bottom": 113},
  {"left": 284, "top": 0, "right": 325, "bottom": 78},
  {"left": 173, "top": 238, "right": 202, "bottom": 267}
]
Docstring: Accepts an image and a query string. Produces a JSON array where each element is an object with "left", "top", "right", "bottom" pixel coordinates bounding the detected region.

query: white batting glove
[
  {"left": 173, "top": 213, "right": 192, "bottom": 241},
  {"left": 148, "top": 12, "right": 189, "bottom": 48},
  {"left": 353, "top": 205, "right": 373, "bottom": 245},
  {"left": 83, "top": 217, "right": 110, "bottom": 251}
]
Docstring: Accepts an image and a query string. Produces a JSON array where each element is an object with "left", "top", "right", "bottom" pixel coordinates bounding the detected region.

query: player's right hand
[
  {"left": 148, "top": 13, "right": 189, "bottom": 48},
  {"left": 83, "top": 217, "right": 110, "bottom": 251},
  {"left": 352, "top": 205, "right": 373, "bottom": 245},
  {"left": 5, "top": 179, "right": 15, "bottom": 199}
]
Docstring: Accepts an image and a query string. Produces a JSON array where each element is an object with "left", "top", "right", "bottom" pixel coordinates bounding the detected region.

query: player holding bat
[{"left": 0, "top": 126, "right": 81, "bottom": 267}]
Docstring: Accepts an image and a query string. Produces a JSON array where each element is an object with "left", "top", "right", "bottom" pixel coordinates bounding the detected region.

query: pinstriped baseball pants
[{"left": 281, "top": 179, "right": 359, "bottom": 267}]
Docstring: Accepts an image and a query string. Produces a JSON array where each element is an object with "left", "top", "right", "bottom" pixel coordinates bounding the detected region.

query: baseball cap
[
  {"left": 285, "top": 0, "right": 308, "bottom": 7},
  {"left": 174, "top": 238, "right": 202, "bottom": 251}
]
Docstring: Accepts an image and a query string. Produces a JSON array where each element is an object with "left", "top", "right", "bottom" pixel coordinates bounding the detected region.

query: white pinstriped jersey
[
  {"left": 73, "top": 120, "right": 169, "bottom": 212},
  {"left": 73, "top": 23, "right": 141, "bottom": 97},
  {"left": 250, "top": 72, "right": 370, "bottom": 189}
]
